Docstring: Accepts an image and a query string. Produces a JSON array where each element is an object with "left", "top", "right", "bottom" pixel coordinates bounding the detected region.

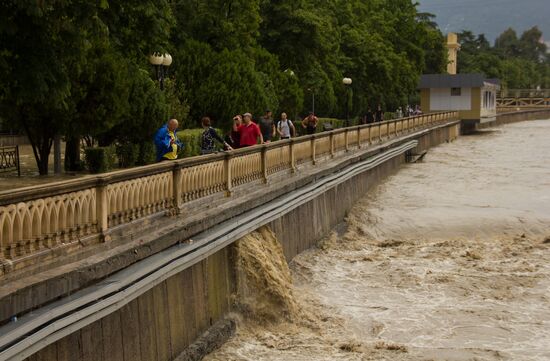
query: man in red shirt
[{"left": 238, "top": 113, "right": 263, "bottom": 147}]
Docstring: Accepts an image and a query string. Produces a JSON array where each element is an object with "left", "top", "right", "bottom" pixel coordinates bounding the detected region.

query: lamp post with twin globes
[{"left": 149, "top": 53, "right": 172, "bottom": 90}]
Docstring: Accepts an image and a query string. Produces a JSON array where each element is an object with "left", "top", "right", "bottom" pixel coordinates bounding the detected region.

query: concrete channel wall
[
  {"left": 0, "top": 120, "right": 461, "bottom": 361},
  {"left": 491, "top": 109, "right": 550, "bottom": 128}
]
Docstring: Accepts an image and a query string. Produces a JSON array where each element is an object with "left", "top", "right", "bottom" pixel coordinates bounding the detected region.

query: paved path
[{"left": 0, "top": 144, "right": 85, "bottom": 191}]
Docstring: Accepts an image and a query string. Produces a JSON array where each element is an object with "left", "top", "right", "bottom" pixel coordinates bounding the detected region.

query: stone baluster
[
  {"left": 311, "top": 136, "right": 317, "bottom": 165},
  {"left": 224, "top": 153, "right": 233, "bottom": 196},
  {"left": 289, "top": 140, "right": 296, "bottom": 173},
  {"left": 95, "top": 176, "right": 111, "bottom": 242},
  {"left": 261, "top": 146, "right": 268, "bottom": 183},
  {"left": 329, "top": 132, "right": 335, "bottom": 158},
  {"left": 172, "top": 164, "right": 183, "bottom": 214}
]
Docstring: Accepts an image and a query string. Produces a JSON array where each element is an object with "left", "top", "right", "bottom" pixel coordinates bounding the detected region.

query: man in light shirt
[{"left": 276, "top": 112, "right": 296, "bottom": 140}]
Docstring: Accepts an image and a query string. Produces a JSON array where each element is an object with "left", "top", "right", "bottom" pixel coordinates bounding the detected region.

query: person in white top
[{"left": 276, "top": 112, "right": 296, "bottom": 139}]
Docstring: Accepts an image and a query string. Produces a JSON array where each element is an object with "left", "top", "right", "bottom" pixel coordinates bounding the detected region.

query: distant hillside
[{"left": 418, "top": 0, "right": 550, "bottom": 43}]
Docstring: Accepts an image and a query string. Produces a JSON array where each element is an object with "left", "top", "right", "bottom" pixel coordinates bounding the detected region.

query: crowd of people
[
  {"left": 154, "top": 110, "right": 315, "bottom": 161},
  {"left": 154, "top": 104, "right": 422, "bottom": 161},
  {"left": 397, "top": 104, "right": 423, "bottom": 118},
  {"left": 222, "top": 110, "right": 320, "bottom": 150},
  {"left": 361, "top": 104, "right": 422, "bottom": 125}
]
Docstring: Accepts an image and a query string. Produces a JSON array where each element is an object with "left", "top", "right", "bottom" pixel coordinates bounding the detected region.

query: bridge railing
[
  {"left": 0, "top": 111, "right": 458, "bottom": 274},
  {"left": 498, "top": 89, "right": 550, "bottom": 98}
]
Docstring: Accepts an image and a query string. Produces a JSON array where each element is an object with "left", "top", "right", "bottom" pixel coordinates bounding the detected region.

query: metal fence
[{"left": 0, "top": 146, "right": 20, "bottom": 176}]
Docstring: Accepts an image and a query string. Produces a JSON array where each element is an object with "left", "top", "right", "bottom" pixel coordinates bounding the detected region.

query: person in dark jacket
[
  {"left": 365, "top": 108, "right": 375, "bottom": 124},
  {"left": 258, "top": 110, "right": 275, "bottom": 143},
  {"left": 200, "top": 117, "right": 232, "bottom": 154},
  {"left": 375, "top": 104, "right": 384, "bottom": 122},
  {"left": 154, "top": 119, "right": 184, "bottom": 162}
]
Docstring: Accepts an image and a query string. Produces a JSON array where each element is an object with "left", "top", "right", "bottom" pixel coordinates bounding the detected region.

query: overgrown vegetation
[{"left": 457, "top": 27, "right": 549, "bottom": 89}]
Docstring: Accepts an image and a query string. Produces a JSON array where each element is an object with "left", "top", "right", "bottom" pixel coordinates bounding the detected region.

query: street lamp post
[
  {"left": 342, "top": 77, "right": 353, "bottom": 127},
  {"left": 307, "top": 88, "right": 315, "bottom": 115},
  {"left": 149, "top": 53, "right": 172, "bottom": 90}
]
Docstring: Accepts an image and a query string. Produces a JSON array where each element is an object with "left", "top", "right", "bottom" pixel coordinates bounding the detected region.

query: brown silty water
[{"left": 205, "top": 119, "right": 550, "bottom": 361}]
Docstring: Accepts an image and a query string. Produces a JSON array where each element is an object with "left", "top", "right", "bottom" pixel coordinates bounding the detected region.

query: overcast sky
[{"left": 418, "top": 0, "right": 550, "bottom": 43}]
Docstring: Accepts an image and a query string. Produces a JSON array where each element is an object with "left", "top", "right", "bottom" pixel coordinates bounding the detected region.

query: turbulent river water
[{"left": 205, "top": 119, "right": 550, "bottom": 361}]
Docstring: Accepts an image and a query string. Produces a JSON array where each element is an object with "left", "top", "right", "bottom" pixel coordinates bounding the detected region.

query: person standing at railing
[
  {"left": 225, "top": 115, "right": 242, "bottom": 149},
  {"left": 154, "top": 119, "right": 184, "bottom": 162},
  {"left": 237, "top": 113, "right": 264, "bottom": 147},
  {"left": 302, "top": 112, "right": 318, "bottom": 135},
  {"left": 258, "top": 110, "right": 276, "bottom": 143},
  {"left": 405, "top": 104, "right": 413, "bottom": 117},
  {"left": 276, "top": 112, "right": 296, "bottom": 140},
  {"left": 375, "top": 104, "right": 384, "bottom": 122},
  {"left": 365, "top": 107, "right": 375, "bottom": 124},
  {"left": 200, "top": 116, "right": 232, "bottom": 154},
  {"left": 396, "top": 107, "right": 403, "bottom": 119}
]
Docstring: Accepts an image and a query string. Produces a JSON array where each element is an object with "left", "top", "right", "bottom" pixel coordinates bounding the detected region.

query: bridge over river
[{"left": 0, "top": 109, "right": 549, "bottom": 361}]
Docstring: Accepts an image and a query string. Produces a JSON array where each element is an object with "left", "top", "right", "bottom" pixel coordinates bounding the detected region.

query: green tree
[
  {"left": 459, "top": 28, "right": 549, "bottom": 90},
  {"left": 0, "top": 0, "right": 174, "bottom": 174},
  {"left": 0, "top": 1, "right": 100, "bottom": 174},
  {"left": 518, "top": 26, "right": 547, "bottom": 63},
  {"left": 101, "top": 68, "right": 168, "bottom": 165},
  {"left": 171, "top": 0, "right": 261, "bottom": 51},
  {"left": 495, "top": 28, "right": 520, "bottom": 58}
]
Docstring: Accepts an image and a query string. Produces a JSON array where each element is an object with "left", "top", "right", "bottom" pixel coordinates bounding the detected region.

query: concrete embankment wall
[
  {"left": 21, "top": 247, "right": 234, "bottom": 361},
  {"left": 485, "top": 109, "right": 550, "bottom": 129},
  {"left": 20, "top": 123, "right": 459, "bottom": 361}
]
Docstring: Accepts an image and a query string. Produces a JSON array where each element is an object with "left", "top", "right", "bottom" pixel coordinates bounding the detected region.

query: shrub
[
  {"left": 116, "top": 143, "right": 139, "bottom": 168},
  {"left": 137, "top": 142, "right": 156, "bottom": 165},
  {"left": 84, "top": 146, "right": 115, "bottom": 174}
]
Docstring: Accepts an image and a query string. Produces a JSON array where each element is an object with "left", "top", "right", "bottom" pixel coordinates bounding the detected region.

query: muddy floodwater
[{"left": 206, "top": 119, "right": 550, "bottom": 361}]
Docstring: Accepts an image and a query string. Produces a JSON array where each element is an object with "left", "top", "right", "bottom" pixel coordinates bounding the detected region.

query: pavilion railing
[
  {"left": 0, "top": 112, "right": 458, "bottom": 273},
  {"left": 497, "top": 89, "right": 550, "bottom": 109}
]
